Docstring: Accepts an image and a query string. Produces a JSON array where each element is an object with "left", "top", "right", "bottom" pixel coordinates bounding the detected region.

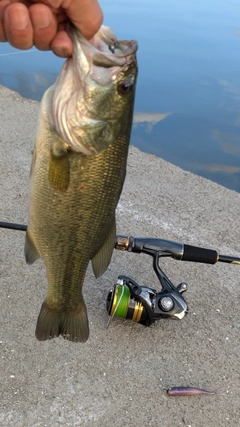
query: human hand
[{"left": 0, "top": 0, "right": 103, "bottom": 57}]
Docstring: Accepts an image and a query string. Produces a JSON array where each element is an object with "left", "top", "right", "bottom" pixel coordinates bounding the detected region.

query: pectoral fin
[
  {"left": 24, "top": 231, "right": 40, "bottom": 264},
  {"left": 48, "top": 151, "right": 70, "bottom": 191},
  {"left": 91, "top": 219, "right": 116, "bottom": 278}
]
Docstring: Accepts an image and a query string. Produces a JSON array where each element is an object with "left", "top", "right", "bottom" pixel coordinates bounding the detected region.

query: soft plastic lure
[{"left": 167, "top": 386, "right": 219, "bottom": 396}]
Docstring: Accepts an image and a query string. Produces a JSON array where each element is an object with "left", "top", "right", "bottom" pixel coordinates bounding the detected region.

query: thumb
[{"left": 62, "top": 0, "right": 103, "bottom": 39}]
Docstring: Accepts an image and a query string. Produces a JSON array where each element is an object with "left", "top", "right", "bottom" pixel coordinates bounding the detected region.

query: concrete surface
[{"left": 0, "top": 84, "right": 239, "bottom": 427}]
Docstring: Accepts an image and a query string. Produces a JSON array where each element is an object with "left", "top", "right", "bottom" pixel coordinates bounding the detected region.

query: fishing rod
[
  {"left": 1, "top": 222, "right": 240, "bottom": 265},
  {"left": 1, "top": 221, "right": 240, "bottom": 326}
]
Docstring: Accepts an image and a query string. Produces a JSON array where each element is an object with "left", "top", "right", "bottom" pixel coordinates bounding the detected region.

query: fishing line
[
  {"left": 0, "top": 49, "right": 37, "bottom": 57},
  {"left": 106, "top": 283, "right": 125, "bottom": 328}
]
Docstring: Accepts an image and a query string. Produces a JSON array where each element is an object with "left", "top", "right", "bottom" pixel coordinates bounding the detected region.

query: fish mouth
[
  {"left": 70, "top": 24, "right": 138, "bottom": 71},
  {"left": 49, "top": 24, "right": 138, "bottom": 156}
]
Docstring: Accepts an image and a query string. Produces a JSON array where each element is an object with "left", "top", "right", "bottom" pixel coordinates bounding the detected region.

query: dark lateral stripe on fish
[{"left": 167, "top": 386, "right": 219, "bottom": 396}]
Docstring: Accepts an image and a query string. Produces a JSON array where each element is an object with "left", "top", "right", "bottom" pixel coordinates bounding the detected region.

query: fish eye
[{"left": 117, "top": 79, "right": 133, "bottom": 95}]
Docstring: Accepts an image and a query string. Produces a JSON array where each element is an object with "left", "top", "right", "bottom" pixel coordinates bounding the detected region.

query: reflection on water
[
  {"left": 205, "top": 164, "right": 240, "bottom": 173},
  {"left": 0, "top": 45, "right": 64, "bottom": 100},
  {"left": 213, "top": 130, "right": 240, "bottom": 158},
  {"left": 1, "top": 69, "right": 57, "bottom": 100},
  {"left": 0, "top": 0, "right": 240, "bottom": 192},
  {"left": 133, "top": 112, "right": 172, "bottom": 133}
]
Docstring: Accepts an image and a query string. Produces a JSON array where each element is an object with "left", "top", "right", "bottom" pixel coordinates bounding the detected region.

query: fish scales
[
  {"left": 25, "top": 25, "right": 138, "bottom": 342},
  {"left": 29, "top": 120, "right": 128, "bottom": 321}
]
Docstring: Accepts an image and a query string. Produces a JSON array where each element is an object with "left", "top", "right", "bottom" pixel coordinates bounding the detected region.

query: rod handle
[{"left": 182, "top": 244, "right": 218, "bottom": 264}]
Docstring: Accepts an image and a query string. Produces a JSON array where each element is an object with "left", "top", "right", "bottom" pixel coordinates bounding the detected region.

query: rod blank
[
  {"left": 0, "top": 221, "right": 27, "bottom": 231},
  {"left": 218, "top": 254, "right": 240, "bottom": 265}
]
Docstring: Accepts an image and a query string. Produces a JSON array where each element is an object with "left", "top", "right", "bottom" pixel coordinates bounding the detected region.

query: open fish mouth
[
  {"left": 71, "top": 25, "right": 138, "bottom": 69},
  {"left": 50, "top": 24, "right": 138, "bottom": 155}
]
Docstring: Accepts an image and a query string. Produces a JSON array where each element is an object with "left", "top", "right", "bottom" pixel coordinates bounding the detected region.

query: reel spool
[{"left": 106, "top": 279, "right": 149, "bottom": 324}]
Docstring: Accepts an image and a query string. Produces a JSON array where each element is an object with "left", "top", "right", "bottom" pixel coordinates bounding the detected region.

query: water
[{"left": 1, "top": 0, "right": 240, "bottom": 192}]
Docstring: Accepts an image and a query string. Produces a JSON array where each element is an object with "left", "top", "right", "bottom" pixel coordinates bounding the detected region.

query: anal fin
[
  {"left": 24, "top": 231, "right": 40, "bottom": 264},
  {"left": 91, "top": 219, "right": 116, "bottom": 278}
]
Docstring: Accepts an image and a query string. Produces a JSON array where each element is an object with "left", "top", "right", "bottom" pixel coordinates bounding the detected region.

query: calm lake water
[{"left": 1, "top": 0, "right": 240, "bottom": 192}]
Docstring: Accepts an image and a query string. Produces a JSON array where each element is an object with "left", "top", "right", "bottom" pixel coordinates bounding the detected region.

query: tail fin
[{"left": 35, "top": 300, "right": 89, "bottom": 342}]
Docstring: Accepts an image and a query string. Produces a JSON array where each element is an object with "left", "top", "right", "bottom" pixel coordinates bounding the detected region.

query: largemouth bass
[{"left": 25, "top": 25, "right": 138, "bottom": 342}]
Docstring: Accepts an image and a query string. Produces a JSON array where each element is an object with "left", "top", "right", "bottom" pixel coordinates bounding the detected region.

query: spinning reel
[{"left": 106, "top": 235, "right": 240, "bottom": 326}]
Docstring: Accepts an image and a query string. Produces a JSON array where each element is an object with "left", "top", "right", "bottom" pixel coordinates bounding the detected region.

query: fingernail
[
  {"left": 53, "top": 46, "right": 72, "bottom": 58},
  {"left": 33, "top": 11, "right": 50, "bottom": 29},
  {"left": 9, "top": 7, "right": 28, "bottom": 30}
]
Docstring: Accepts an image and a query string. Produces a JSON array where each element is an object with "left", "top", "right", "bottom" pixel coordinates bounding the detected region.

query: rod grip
[{"left": 182, "top": 244, "right": 218, "bottom": 264}]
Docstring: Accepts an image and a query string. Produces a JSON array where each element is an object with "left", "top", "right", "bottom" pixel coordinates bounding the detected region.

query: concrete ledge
[{"left": 0, "top": 85, "right": 239, "bottom": 426}]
